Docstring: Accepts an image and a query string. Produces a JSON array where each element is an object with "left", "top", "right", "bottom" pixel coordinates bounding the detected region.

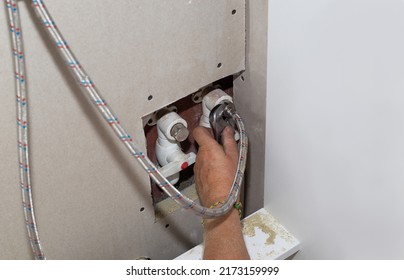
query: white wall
[{"left": 266, "top": 0, "right": 404, "bottom": 259}]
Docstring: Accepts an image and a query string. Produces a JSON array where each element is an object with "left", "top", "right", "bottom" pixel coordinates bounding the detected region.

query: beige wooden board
[
  {"left": 0, "top": 0, "right": 244, "bottom": 259},
  {"left": 175, "top": 208, "right": 301, "bottom": 260}
]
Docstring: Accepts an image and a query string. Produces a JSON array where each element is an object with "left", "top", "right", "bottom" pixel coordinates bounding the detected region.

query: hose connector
[
  {"left": 209, "top": 102, "right": 237, "bottom": 143},
  {"left": 199, "top": 89, "right": 233, "bottom": 128}
]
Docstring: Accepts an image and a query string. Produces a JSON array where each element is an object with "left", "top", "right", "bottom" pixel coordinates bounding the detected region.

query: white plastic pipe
[{"left": 155, "top": 112, "right": 195, "bottom": 185}]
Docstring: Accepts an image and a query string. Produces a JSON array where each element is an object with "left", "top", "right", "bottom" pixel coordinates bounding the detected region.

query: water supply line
[
  {"left": 4, "top": 0, "right": 45, "bottom": 260},
  {"left": 4, "top": 0, "right": 249, "bottom": 259}
]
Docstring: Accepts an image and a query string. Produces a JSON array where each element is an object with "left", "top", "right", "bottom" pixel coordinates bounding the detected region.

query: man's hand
[
  {"left": 192, "top": 125, "right": 250, "bottom": 260},
  {"left": 192, "top": 126, "right": 238, "bottom": 207}
]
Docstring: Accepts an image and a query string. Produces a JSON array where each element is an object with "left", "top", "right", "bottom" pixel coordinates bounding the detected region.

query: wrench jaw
[{"left": 209, "top": 102, "right": 236, "bottom": 144}]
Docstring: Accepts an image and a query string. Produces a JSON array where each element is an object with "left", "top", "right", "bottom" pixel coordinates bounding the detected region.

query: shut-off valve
[
  {"left": 155, "top": 110, "right": 196, "bottom": 185},
  {"left": 200, "top": 89, "right": 239, "bottom": 144},
  {"left": 155, "top": 89, "right": 237, "bottom": 184}
]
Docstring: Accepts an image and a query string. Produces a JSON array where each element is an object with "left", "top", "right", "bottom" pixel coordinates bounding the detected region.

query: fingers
[
  {"left": 193, "top": 126, "right": 219, "bottom": 148},
  {"left": 193, "top": 126, "right": 238, "bottom": 161},
  {"left": 221, "top": 126, "right": 239, "bottom": 162}
]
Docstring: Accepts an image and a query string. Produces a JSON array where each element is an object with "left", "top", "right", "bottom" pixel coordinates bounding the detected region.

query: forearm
[
  {"left": 193, "top": 126, "right": 249, "bottom": 259},
  {"left": 202, "top": 209, "right": 250, "bottom": 260}
]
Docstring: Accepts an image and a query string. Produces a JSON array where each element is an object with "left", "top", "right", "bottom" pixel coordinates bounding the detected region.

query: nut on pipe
[{"left": 170, "top": 123, "right": 189, "bottom": 142}]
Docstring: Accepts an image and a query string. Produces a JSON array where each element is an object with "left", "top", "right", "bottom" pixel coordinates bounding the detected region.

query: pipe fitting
[
  {"left": 155, "top": 112, "right": 195, "bottom": 185},
  {"left": 157, "top": 111, "right": 189, "bottom": 143},
  {"left": 199, "top": 89, "right": 233, "bottom": 128}
]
